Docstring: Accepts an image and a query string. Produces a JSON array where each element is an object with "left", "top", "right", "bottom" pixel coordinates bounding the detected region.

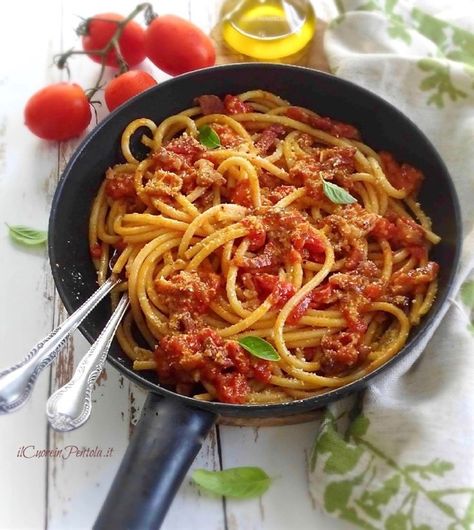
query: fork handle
[
  {"left": 46, "top": 293, "right": 130, "bottom": 432},
  {"left": 0, "top": 276, "right": 119, "bottom": 414}
]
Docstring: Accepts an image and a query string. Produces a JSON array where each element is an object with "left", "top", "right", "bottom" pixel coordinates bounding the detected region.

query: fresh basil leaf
[
  {"left": 322, "top": 179, "right": 357, "bottom": 205},
  {"left": 192, "top": 467, "right": 272, "bottom": 499},
  {"left": 198, "top": 125, "right": 221, "bottom": 149},
  {"left": 238, "top": 336, "right": 280, "bottom": 361},
  {"left": 461, "top": 280, "right": 474, "bottom": 308},
  {"left": 7, "top": 224, "right": 47, "bottom": 246}
]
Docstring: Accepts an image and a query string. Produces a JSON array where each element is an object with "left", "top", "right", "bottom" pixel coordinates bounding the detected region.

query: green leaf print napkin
[{"left": 308, "top": 1, "right": 474, "bottom": 528}]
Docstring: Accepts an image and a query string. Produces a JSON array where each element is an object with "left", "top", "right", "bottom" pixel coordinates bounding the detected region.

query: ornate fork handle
[
  {"left": 46, "top": 293, "right": 130, "bottom": 432},
  {"left": 0, "top": 277, "right": 120, "bottom": 414}
]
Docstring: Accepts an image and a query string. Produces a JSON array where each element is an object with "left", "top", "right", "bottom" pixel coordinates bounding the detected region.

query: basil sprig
[
  {"left": 322, "top": 179, "right": 357, "bottom": 205},
  {"left": 238, "top": 336, "right": 280, "bottom": 361},
  {"left": 198, "top": 125, "right": 221, "bottom": 149},
  {"left": 7, "top": 224, "right": 47, "bottom": 246},
  {"left": 192, "top": 467, "right": 272, "bottom": 499}
]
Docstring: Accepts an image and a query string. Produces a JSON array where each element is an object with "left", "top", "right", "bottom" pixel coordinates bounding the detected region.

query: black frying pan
[{"left": 48, "top": 64, "right": 461, "bottom": 529}]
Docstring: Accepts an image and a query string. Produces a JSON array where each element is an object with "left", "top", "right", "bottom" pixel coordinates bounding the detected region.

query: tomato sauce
[
  {"left": 380, "top": 151, "right": 423, "bottom": 195},
  {"left": 238, "top": 208, "right": 328, "bottom": 273},
  {"left": 242, "top": 217, "right": 266, "bottom": 251},
  {"left": 285, "top": 107, "right": 360, "bottom": 140},
  {"left": 330, "top": 262, "right": 384, "bottom": 333},
  {"left": 371, "top": 214, "right": 425, "bottom": 248},
  {"left": 155, "top": 270, "right": 221, "bottom": 315},
  {"left": 320, "top": 331, "right": 365, "bottom": 375},
  {"left": 266, "top": 185, "right": 297, "bottom": 205},
  {"left": 144, "top": 140, "right": 226, "bottom": 197},
  {"left": 287, "top": 283, "right": 333, "bottom": 324},
  {"left": 289, "top": 146, "right": 357, "bottom": 199},
  {"left": 208, "top": 124, "right": 240, "bottom": 149},
  {"left": 90, "top": 242, "right": 102, "bottom": 259},
  {"left": 371, "top": 217, "right": 396, "bottom": 239},
  {"left": 155, "top": 327, "right": 272, "bottom": 403},
  {"left": 224, "top": 94, "right": 252, "bottom": 115},
  {"left": 292, "top": 231, "right": 326, "bottom": 262},
  {"left": 408, "top": 245, "right": 428, "bottom": 261},
  {"left": 255, "top": 125, "right": 287, "bottom": 156},
  {"left": 390, "top": 262, "right": 439, "bottom": 295},
  {"left": 152, "top": 146, "right": 187, "bottom": 172},
  {"left": 230, "top": 178, "right": 253, "bottom": 207},
  {"left": 105, "top": 172, "right": 136, "bottom": 199},
  {"left": 252, "top": 273, "right": 296, "bottom": 309},
  {"left": 166, "top": 135, "right": 206, "bottom": 165},
  {"left": 258, "top": 170, "right": 282, "bottom": 189}
]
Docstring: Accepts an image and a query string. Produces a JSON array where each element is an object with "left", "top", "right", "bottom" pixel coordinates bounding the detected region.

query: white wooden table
[{"left": 0, "top": 1, "right": 357, "bottom": 528}]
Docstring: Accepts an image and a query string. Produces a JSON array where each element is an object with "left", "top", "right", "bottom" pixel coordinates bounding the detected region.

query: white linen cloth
[{"left": 308, "top": 1, "right": 474, "bottom": 528}]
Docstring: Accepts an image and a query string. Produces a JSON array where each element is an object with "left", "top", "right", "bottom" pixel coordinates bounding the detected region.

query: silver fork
[
  {"left": 0, "top": 276, "right": 120, "bottom": 414},
  {"left": 46, "top": 293, "right": 129, "bottom": 432}
]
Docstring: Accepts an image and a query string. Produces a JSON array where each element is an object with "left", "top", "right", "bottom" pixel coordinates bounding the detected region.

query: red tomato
[
  {"left": 104, "top": 71, "right": 157, "bottom": 111},
  {"left": 82, "top": 13, "right": 146, "bottom": 67},
  {"left": 145, "top": 15, "right": 216, "bottom": 75},
  {"left": 24, "top": 83, "right": 91, "bottom": 141}
]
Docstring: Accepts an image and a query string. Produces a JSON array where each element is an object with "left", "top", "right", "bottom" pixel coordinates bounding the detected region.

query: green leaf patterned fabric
[
  {"left": 308, "top": 0, "right": 474, "bottom": 528},
  {"left": 311, "top": 408, "right": 474, "bottom": 528}
]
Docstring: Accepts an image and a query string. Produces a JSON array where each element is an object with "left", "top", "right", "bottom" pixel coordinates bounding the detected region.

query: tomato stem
[{"left": 54, "top": 3, "right": 157, "bottom": 101}]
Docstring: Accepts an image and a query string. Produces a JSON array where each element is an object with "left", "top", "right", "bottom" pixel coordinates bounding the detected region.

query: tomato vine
[{"left": 54, "top": 3, "right": 157, "bottom": 101}]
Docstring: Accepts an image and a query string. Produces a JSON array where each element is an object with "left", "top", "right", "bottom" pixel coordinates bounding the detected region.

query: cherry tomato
[
  {"left": 105, "top": 71, "right": 157, "bottom": 111},
  {"left": 24, "top": 83, "right": 91, "bottom": 141},
  {"left": 82, "top": 13, "right": 146, "bottom": 68},
  {"left": 145, "top": 15, "right": 216, "bottom": 76}
]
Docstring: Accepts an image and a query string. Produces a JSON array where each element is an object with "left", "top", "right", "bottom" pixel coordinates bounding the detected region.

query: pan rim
[{"left": 48, "top": 62, "right": 462, "bottom": 417}]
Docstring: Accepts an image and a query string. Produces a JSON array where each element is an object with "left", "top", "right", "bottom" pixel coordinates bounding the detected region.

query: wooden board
[{"left": 0, "top": 1, "right": 356, "bottom": 528}]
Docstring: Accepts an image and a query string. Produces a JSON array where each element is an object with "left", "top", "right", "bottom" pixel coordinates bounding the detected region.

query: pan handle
[{"left": 94, "top": 392, "right": 217, "bottom": 530}]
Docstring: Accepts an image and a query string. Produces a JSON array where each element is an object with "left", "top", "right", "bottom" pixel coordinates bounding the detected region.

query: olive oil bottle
[{"left": 220, "top": 0, "right": 316, "bottom": 60}]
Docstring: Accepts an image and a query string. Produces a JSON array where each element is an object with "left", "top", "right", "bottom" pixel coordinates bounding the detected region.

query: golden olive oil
[{"left": 220, "top": 0, "right": 316, "bottom": 60}]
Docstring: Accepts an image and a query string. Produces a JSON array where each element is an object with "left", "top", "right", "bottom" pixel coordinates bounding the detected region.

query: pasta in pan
[{"left": 89, "top": 90, "right": 440, "bottom": 404}]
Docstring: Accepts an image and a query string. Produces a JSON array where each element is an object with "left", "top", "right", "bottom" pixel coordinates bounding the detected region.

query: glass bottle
[{"left": 220, "top": 0, "right": 316, "bottom": 60}]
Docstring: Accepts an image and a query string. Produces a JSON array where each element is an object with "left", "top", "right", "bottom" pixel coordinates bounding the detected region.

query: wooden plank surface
[
  {"left": 0, "top": 1, "right": 356, "bottom": 529},
  {"left": 0, "top": 1, "right": 62, "bottom": 529}
]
